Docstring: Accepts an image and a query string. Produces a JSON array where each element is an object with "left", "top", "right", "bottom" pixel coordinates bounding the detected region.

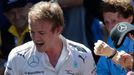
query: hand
[
  {"left": 94, "top": 40, "right": 115, "bottom": 57},
  {"left": 119, "top": 53, "right": 133, "bottom": 70},
  {"left": 127, "top": 71, "right": 134, "bottom": 75}
]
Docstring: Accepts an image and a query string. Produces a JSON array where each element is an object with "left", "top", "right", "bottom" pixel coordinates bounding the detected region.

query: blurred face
[
  {"left": 29, "top": 20, "right": 61, "bottom": 52},
  {"left": 103, "top": 12, "right": 132, "bottom": 33},
  {"left": 5, "top": 3, "right": 31, "bottom": 29}
]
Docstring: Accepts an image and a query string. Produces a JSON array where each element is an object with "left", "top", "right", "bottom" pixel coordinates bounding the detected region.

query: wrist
[
  {"left": 112, "top": 50, "right": 126, "bottom": 64},
  {"left": 108, "top": 49, "right": 117, "bottom": 59}
]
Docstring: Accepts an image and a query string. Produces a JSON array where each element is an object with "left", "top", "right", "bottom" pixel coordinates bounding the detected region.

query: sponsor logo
[
  {"left": 25, "top": 71, "right": 44, "bottom": 75},
  {"left": 65, "top": 70, "right": 79, "bottom": 75},
  {"left": 73, "top": 61, "right": 78, "bottom": 68},
  {"left": 117, "top": 24, "right": 127, "bottom": 32},
  {"left": 27, "top": 56, "right": 39, "bottom": 67},
  {"left": 65, "top": 70, "right": 75, "bottom": 75},
  {"left": 78, "top": 55, "right": 87, "bottom": 63}
]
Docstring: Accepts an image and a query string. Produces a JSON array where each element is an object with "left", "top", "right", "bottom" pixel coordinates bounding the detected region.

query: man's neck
[{"left": 45, "top": 38, "right": 63, "bottom": 67}]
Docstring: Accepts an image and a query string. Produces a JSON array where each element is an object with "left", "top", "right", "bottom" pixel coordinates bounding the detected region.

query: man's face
[
  {"left": 103, "top": 12, "right": 131, "bottom": 33},
  {"left": 5, "top": 3, "right": 31, "bottom": 28},
  {"left": 29, "top": 20, "right": 61, "bottom": 52}
]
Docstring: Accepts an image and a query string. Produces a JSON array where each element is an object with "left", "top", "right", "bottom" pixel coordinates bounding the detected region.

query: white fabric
[{"left": 4, "top": 36, "right": 96, "bottom": 75}]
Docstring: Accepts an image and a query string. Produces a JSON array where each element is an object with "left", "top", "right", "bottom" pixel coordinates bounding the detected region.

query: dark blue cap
[
  {"left": 4, "top": 0, "right": 28, "bottom": 12},
  {"left": 110, "top": 22, "right": 134, "bottom": 48}
]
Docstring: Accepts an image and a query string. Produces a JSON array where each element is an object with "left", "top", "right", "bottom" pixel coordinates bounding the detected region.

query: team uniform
[{"left": 5, "top": 36, "right": 96, "bottom": 75}]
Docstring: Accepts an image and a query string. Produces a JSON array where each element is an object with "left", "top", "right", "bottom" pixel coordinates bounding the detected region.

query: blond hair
[{"left": 28, "top": 1, "right": 64, "bottom": 31}]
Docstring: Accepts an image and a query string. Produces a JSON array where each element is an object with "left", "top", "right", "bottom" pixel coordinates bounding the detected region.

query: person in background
[
  {"left": 1, "top": 0, "right": 32, "bottom": 60},
  {"left": 4, "top": 1, "right": 96, "bottom": 75},
  {"left": 0, "top": 0, "right": 32, "bottom": 74},
  {"left": 94, "top": 22, "right": 134, "bottom": 75},
  {"left": 90, "top": 18, "right": 106, "bottom": 63},
  {"left": 84, "top": 0, "right": 106, "bottom": 64},
  {"left": 96, "top": 0, "right": 134, "bottom": 75},
  {"left": 84, "top": 0, "right": 103, "bottom": 49}
]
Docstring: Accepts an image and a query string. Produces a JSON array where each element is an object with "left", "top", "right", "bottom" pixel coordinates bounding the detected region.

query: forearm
[
  {"left": 111, "top": 50, "right": 123, "bottom": 64},
  {"left": 111, "top": 50, "right": 133, "bottom": 70},
  {"left": 94, "top": 40, "right": 133, "bottom": 70}
]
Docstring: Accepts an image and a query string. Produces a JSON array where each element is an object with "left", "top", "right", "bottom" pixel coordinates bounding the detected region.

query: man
[
  {"left": 94, "top": 22, "right": 134, "bottom": 75},
  {"left": 1, "top": 0, "right": 32, "bottom": 60},
  {"left": 4, "top": 1, "right": 96, "bottom": 75},
  {"left": 96, "top": 0, "right": 134, "bottom": 75}
]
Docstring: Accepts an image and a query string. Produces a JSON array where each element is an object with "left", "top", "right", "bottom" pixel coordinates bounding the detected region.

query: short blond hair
[{"left": 28, "top": 1, "right": 64, "bottom": 31}]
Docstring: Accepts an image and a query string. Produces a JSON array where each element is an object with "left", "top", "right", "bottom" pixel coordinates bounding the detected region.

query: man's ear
[
  {"left": 128, "top": 33, "right": 134, "bottom": 41},
  {"left": 128, "top": 15, "right": 133, "bottom": 23},
  {"left": 55, "top": 26, "right": 63, "bottom": 34}
]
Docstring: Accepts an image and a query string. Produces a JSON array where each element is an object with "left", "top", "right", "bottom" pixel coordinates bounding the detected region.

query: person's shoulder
[
  {"left": 67, "top": 39, "right": 95, "bottom": 65},
  {"left": 9, "top": 41, "right": 34, "bottom": 57},
  {"left": 67, "top": 39, "right": 91, "bottom": 53},
  {"left": 13, "top": 41, "right": 33, "bottom": 50}
]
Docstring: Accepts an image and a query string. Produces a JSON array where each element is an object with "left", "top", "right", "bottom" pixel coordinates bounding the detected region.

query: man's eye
[{"left": 39, "top": 32, "right": 45, "bottom": 35}]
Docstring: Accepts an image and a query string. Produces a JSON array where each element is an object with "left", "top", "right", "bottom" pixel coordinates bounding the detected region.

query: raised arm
[{"left": 94, "top": 40, "right": 133, "bottom": 70}]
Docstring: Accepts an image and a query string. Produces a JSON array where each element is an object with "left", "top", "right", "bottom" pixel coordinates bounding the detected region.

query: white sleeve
[
  {"left": 4, "top": 50, "right": 20, "bottom": 75},
  {"left": 82, "top": 51, "right": 96, "bottom": 75}
]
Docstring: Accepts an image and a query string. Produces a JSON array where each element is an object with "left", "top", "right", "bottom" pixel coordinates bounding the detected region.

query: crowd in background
[{"left": 0, "top": 0, "right": 134, "bottom": 75}]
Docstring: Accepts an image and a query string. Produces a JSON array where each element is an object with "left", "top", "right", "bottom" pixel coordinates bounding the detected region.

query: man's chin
[{"left": 36, "top": 46, "right": 43, "bottom": 52}]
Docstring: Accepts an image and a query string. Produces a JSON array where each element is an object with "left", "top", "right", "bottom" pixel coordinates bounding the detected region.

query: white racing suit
[{"left": 4, "top": 36, "right": 96, "bottom": 75}]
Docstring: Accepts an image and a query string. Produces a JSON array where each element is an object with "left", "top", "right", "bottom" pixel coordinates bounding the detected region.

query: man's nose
[
  {"left": 32, "top": 33, "right": 41, "bottom": 41},
  {"left": 15, "top": 13, "right": 20, "bottom": 19}
]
